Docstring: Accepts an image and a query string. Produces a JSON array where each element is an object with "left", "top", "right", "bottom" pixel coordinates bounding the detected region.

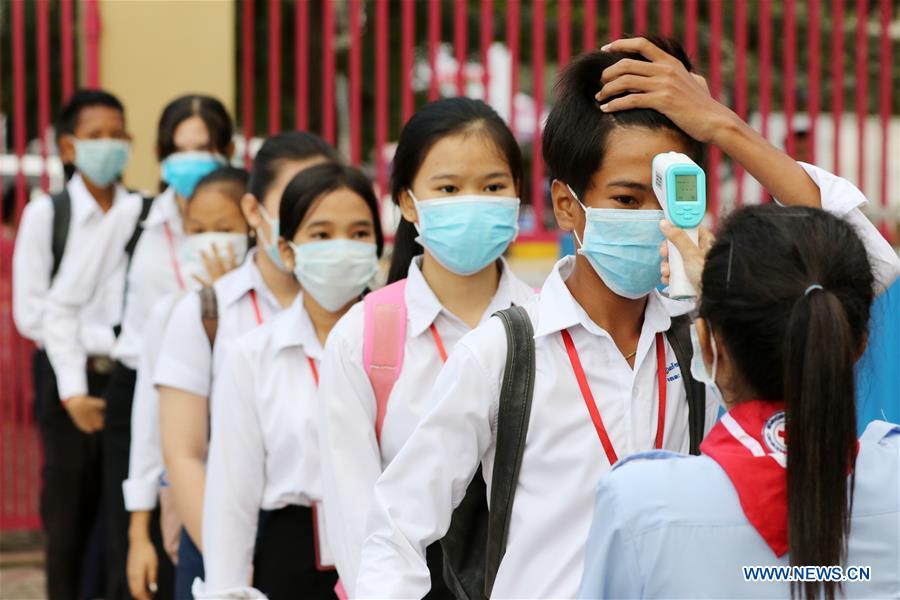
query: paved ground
[{"left": 0, "top": 548, "right": 44, "bottom": 600}]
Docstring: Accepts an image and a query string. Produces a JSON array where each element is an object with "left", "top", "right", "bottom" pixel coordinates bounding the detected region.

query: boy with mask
[
  {"left": 13, "top": 88, "right": 141, "bottom": 600},
  {"left": 353, "top": 38, "right": 896, "bottom": 599}
]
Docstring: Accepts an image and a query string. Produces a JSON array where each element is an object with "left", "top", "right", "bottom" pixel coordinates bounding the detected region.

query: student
[
  {"left": 12, "top": 89, "right": 138, "bottom": 600},
  {"left": 196, "top": 163, "right": 384, "bottom": 599},
  {"left": 577, "top": 204, "right": 900, "bottom": 599},
  {"left": 155, "top": 132, "right": 338, "bottom": 600},
  {"left": 318, "top": 97, "right": 535, "bottom": 597},
  {"left": 352, "top": 37, "right": 899, "bottom": 598},
  {"left": 40, "top": 94, "right": 234, "bottom": 600},
  {"left": 125, "top": 167, "right": 251, "bottom": 600}
]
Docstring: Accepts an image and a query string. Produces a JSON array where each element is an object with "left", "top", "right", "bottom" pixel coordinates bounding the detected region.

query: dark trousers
[
  {"left": 175, "top": 529, "right": 204, "bottom": 600},
  {"left": 253, "top": 505, "right": 338, "bottom": 600},
  {"left": 102, "top": 362, "right": 136, "bottom": 600},
  {"left": 33, "top": 350, "right": 107, "bottom": 600}
]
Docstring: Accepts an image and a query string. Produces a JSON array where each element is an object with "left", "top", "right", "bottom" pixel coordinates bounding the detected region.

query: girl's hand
[
  {"left": 660, "top": 221, "right": 714, "bottom": 292},
  {"left": 192, "top": 242, "right": 239, "bottom": 287},
  {"left": 595, "top": 37, "right": 735, "bottom": 144},
  {"left": 127, "top": 531, "right": 159, "bottom": 600}
]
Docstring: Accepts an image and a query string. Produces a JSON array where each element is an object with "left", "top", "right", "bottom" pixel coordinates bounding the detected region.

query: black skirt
[{"left": 253, "top": 505, "right": 339, "bottom": 599}]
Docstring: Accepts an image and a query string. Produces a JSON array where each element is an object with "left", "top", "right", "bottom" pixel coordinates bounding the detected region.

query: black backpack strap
[
  {"left": 484, "top": 305, "right": 536, "bottom": 596},
  {"left": 199, "top": 286, "right": 219, "bottom": 348},
  {"left": 664, "top": 314, "right": 706, "bottom": 455},
  {"left": 50, "top": 189, "right": 72, "bottom": 281},
  {"left": 124, "top": 196, "right": 155, "bottom": 261}
]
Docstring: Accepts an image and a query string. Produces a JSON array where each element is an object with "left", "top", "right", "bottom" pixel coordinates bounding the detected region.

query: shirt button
[{"left": 633, "top": 386, "right": 641, "bottom": 396}]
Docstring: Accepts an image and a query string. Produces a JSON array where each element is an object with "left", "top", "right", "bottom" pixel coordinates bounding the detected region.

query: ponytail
[
  {"left": 387, "top": 219, "right": 423, "bottom": 284},
  {"left": 783, "top": 290, "right": 857, "bottom": 600}
]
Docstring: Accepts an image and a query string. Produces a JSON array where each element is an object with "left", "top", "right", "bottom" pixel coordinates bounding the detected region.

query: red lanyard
[
  {"left": 561, "top": 330, "right": 668, "bottom": 465},
  {"left": 248, "top": 289, "right": 264, "bottom": 325},
  {"left": 308, "top": 356, "right": 319, "bottom": 386},
  {"left": 429, "top": 323, "right": 448, "bottom": 363},
  {"left": 163, "top": 222, "right": 186, "bottom": 290}
]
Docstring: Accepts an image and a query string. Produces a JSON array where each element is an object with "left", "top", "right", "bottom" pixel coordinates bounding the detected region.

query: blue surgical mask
[
  {"left": 689, "top": 323, "right": 726, "bottom": 409},
  {"left": 256, "top": 204, "right": 286, "bottom": 270},
  {"left": 73, "top": 138, "right": 130, "bottom": 186},
  {"left": 410, "top": 191, "right": 519, "bottom": 276},
  {"left": 290, "top": 239, "right": 379, "bottom": 312},
  {"left": 161, "top": 151, "right": 225, "bottom": 198},
  {"left": 567, "top": 184, "right": 664, "bottom": 299}
]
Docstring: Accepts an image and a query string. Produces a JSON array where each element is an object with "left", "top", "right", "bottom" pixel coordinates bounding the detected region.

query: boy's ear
[
  {"left": 398, "top": 189, "right": 418, "bottom": 224},
  {"left": 241, "top": 193, "right": 263, "bottom": 230},
  {"left": 551, "top": 179, "right": 581, "bottom": 233},
  {"left": 58, "top": 135, "right": 76, "bottom": 165}
]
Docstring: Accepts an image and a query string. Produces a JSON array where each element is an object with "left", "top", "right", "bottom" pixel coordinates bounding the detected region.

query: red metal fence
[{"left": 2, "top": 0, "right": 898, "bottom": 531}]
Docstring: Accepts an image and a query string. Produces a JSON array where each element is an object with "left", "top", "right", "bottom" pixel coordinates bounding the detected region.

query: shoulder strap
[
  {"left": 50, "top": 189, "right": 72, "bottom": 281},
  {"left": 665, "top": 314, "right": 706, "bottom": 455},
  {"left": 198, "top": 286, "right": 219, "bottom": 348},
  {"left": 484, "top": 305, "right": 536, "bottom": 597},
  {"left": 363, "top": 280, "right": 409, "bottom": 443},
  {"left": 124, "top": 195, "right": 155, "bottom": 261}
]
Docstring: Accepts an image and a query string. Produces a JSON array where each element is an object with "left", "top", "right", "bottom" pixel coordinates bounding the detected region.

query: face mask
[
  {"left": 256, "top": 204, "right": 286, "bottom": 270},
  {"left": 410, "top": 191, "right": 520, "bottom": 276},
  {"left": 690, "top": 323, "right": 726, "bottom": 408},
  {"left": 161, "top": 151, "right": 225, "bottom": 198},
  {"left": 73, "top": 138, "right": 130, "bottom": 186},
  {"left": 180, "top": 232, "right": 249, "bottom": 283},
  {"left": 566, "top": 184, "right": 664, "bottom": 299},
  {"left": 290, "top": 239, "right": 379, "bottom": 312}
]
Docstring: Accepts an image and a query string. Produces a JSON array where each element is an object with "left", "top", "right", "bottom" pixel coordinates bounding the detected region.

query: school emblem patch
[{"left": 762, "top": 411, "right": 787, "bottom": 453}]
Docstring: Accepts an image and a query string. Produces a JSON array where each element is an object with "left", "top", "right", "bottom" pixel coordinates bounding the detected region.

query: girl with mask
[
  {"left": 318, "top": 97, "right": 535, "bottom": 598},
  {"left": 40, "top": 93, "right": 235, "bottom": 600},
  {"left": 195, "top": 163, "right": 384, "bottom": 599},
  {"left": 578, "top": 204, "right": 899, "bottom": 599},
  {"left": 352, "top": 37, "right": 900, "bottom": 599},
  {"left": 125, "top": 167, "right": 250, "bottom": 600},
  {"left": 155, "top": 132, "right": 338, "bottom": 600}
]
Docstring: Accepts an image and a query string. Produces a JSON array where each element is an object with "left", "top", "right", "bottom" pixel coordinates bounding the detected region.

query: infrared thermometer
[{"left": 652, "top": 152, "right": 707, "bottom": 300}]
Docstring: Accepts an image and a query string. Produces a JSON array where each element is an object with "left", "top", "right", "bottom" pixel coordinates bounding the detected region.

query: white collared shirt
[
  {"left": 111, "top": 187, "right": 186, "bottom": 370},
  {"left": 122, "top": 291, "right": 188, "bottom": 511},
  {"left": 355, "top": 163, "right": 900, "bottom": 599},
  {"left": 153, "top": 249, "right": 284, "bottom": 400},
  {"left": 200, "top": 294, "right": 329, "bottom": 595},
  {"left": 27, "top": 175, "right": 146, "bottom": 398},
  {"left": 318, "top": 257, "right": 535, "bottom": 596}
]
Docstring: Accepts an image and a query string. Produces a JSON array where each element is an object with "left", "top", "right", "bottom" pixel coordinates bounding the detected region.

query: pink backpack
[{"left": 362, "top": 279, "right": 409, "bottom": 442}]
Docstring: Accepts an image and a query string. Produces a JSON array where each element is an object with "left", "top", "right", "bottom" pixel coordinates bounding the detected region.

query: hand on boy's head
[
  {"left": 659, "top": 220, "right": 713, "bottom": 291},
  {"left": 595, "top": 37, "right": 732, "bottom": 145}
]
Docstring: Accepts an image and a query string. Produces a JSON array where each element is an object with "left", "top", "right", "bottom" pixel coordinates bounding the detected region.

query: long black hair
[
  {"left": 542, "top": 36, "right": 704, "bottom": 200},
  {"left": 386, "top": 97, "right": 523, "bottom": 284},
  {"left": 156, "top": 94, "right": 233, "bottom": 161},
  {"left": 247, "top": 131, "right": 340, "bottom": 202},
  {"left": 279, "top": 163, "right": 384, "bottom": 257},
  {"left": 699, "top": 205, "right": 874, "bottom": 600}
]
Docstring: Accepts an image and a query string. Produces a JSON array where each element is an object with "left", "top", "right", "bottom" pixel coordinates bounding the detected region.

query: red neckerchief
[{"left": 701, "top": 400, "right": 790, "bottom": 556}]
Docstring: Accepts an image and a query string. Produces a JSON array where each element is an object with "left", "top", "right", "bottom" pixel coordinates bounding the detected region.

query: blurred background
[{"left": 1, "top": 1, "right": 898, "bottom": 596}]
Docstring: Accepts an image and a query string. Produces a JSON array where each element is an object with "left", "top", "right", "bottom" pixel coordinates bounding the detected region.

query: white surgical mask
[
  {"left": 690, "top": 322, "right": 726, "bottom": 408},
  {"left": 180, "top": 232, "right": 249, "bottom": 283},
  {"left": 290, "top": 239, "right": 379, "bottom": 312},
  {"left": 257, "top": 204, "right": 286, "bottom": 270}
]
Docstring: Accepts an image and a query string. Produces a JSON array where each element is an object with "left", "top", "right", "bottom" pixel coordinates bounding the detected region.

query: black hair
[
  {"left": 386, "top": 97, "right": 523, "bottom": 284},
  {"left": 699, "top": 205, "right": 874, "bottom": 600},
  {"left": 56, "top": 89, "right": 125, "bottom": 181},
  {"left": 542, "top": 36, "right": 704, "bottom": 200},
  {"left": 156, "top": 95, "right": 233, "bottom": 161},
  {"left": 190, "top": 166, "right": 249, "bottom": 204},
  {"left": 247, "top": 131, "right": 340, "bottom": 201},
  {"left": 279, "top": 163, "right": 384, "bottom": 257}
]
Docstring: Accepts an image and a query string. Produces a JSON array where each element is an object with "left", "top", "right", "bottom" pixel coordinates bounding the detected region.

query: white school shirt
[
  {"left": 13, "top": 174, "right": 137, "bottom": 353},
  {"left": 122, "top": 292, "right": 188, "bottom": 511},
  {"left": 355, "top": 163, "right": 900, "bottom": 599},
  {"left": 577, "top": 421, "right": 900, "bottom": 599},
  {"left": 153, "top": 249, "right": 283, "bottom": 400},
  {"left": 199, "top": 294, "right": 329, "bottom": 596},
  {"left": 318, "top": 257, "right": 535, "bottom": 596},
  {"left": 40, "top": 185, "right": 184, "bottom": 399},
  {"left": 356, "top": 257, "right": 720, "bottom": 599}
]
